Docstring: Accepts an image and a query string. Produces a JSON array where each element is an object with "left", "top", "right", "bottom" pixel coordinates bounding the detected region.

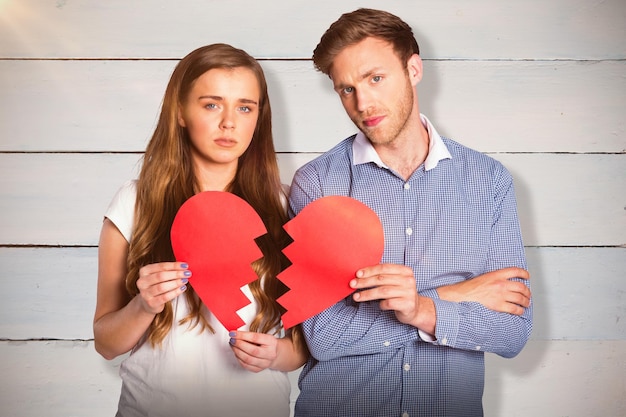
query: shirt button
[
  {"left": 383, "top": 341, "right": 390, "bottom": 347},
  {"left": 405, "top": 227, "right": 413, "bottom": 236},
  {"left": 442, "top": 337, "right": 448, "bottom": 345},
  {"left": 403, "top": 363, "right": 411, "bottom": 372},
  {"left": 404, "top": 183, "right": 411, "bottom": 190},
  {"left": 402, "top": 412, "right": 410, "bottom": 417}
]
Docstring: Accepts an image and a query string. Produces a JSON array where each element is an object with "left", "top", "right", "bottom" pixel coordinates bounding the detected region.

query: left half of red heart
[{"left": 170, "top": 191, "right": 267, "bottom": 331}]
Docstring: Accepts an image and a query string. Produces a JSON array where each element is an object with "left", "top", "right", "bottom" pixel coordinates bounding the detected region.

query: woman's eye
[
  {"left": 238, "top": 106, "right": 251, "bottom": 113},
  {"left": 205, "top": 103, "right": 218, "bottom": 109}
]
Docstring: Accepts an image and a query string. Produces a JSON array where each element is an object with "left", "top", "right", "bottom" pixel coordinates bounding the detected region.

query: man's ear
[
  {"left": 177, "top": 108, "right": 186, "bottom": 127},
  {"left": 407, "top": 54, "right": 423, "bottom": 86}
]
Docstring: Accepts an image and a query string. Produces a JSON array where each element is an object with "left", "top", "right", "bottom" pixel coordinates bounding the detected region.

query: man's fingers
[
  {"left": 352, "top": 282, "right": 411, "bottom": 302},
  {"left": 350, "top": 273, "right": 390, "bottom": 289},
  {"left": 498, "top": 267, "right": 530, "bottom": 280},
  {"left": 507, "top": 281, "right": 532, "bottom": 301},
  {"left": 508, "top": 290, "right": 531, "bottom": 308},
  {"left": 356, "top": 263, "right": 413, "bottom": 279}
]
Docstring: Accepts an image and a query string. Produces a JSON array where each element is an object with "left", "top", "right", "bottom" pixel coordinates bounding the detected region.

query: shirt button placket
[
  {"left": 401, "top": 182, "right": 413, "bottom": 417},
  {"left": 403, "top": 182, "right": 413, "bottom": 239}
]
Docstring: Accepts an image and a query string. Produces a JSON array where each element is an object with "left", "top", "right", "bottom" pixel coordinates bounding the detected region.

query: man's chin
[{"left": 363, "top": 132, "right": 389, "bottom": 146}]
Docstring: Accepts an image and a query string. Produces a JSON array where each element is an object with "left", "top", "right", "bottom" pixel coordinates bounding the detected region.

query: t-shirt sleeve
[{"left": 104, "top": 180, "right": 137, "bottom": 243}]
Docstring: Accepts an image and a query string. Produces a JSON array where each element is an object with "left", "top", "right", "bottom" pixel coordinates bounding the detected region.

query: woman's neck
[{"left": 193, "top": 161, "right": 238, "bottom": 192}]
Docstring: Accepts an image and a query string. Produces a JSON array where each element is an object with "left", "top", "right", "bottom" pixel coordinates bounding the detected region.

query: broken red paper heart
[
  {"left": 170, "top": 192, "right": 384, "bottom": 331},
  {"left": 277, "top": 196, "right": 384, "bottom": 328},
  {"left": 170, "top": 192, "right": 267, "bottom": 330}
]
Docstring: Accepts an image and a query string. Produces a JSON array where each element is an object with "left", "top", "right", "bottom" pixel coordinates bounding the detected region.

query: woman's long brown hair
[{"left": 126, "top": 43, "right": 303, "bottom": 349}]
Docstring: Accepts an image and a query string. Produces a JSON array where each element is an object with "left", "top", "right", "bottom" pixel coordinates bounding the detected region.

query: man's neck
[{"left": 374, "top": 119, "right": 430, "bottom": 180}]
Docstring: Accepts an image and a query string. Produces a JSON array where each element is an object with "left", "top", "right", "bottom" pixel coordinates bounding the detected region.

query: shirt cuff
[{"left": 418, "top": 329, "right": 437, "bottom": 343}]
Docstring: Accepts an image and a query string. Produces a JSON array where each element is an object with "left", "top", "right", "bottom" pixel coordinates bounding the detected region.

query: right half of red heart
[{"left": 278, "top": 196, "right": 385, "bottom": 329}]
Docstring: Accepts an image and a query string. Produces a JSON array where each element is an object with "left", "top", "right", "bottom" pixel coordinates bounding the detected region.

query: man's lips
[{"left": 363, "top": 116, "right": 384, "bottom": 128}]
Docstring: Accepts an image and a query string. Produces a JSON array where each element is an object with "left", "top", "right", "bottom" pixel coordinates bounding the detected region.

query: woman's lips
[{"left": 214, "top": 138, "right": 237, "bottom": 147}]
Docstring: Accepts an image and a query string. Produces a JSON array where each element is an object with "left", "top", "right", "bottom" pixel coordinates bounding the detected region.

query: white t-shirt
[{"left": 105, "top": 180, "right": 291, "bottom": 417}]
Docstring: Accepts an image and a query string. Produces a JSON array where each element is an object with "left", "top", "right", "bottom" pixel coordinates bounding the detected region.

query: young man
[{"left": 289, "top": 8, "right": 533, "bottom": 417}]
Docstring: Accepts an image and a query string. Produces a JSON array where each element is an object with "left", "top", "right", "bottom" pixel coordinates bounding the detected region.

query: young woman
[{"left": 94, "top": 43, "right": 307, "bottom": 417}]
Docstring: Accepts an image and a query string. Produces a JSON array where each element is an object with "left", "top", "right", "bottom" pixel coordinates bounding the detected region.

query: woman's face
[{"left": 178, "top": 67, "right": 260, "bottom": 174}]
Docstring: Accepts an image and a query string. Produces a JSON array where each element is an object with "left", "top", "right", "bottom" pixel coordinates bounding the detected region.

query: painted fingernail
[
  {"left": 228, "top": 331, "right": 236, "bottom": 337},
  {"left": 181, "top": 278, "right": 189, "bottom": 285},
  {"left": 180, "top": 263, "right": 189, "bottom": 269},
  {"left": 229, "top": 338, "right": 235, "bottom": 345},
  {"left": 180, "top": 285, "right": 187, "bottom": 292},
  {"left": 183, "top": 270, "right": 192, "bottom": 277}
]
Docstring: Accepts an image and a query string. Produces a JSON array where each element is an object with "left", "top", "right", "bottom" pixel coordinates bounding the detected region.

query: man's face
[{"left": 329, "top": 37, "right": 420, "bottom": 147}]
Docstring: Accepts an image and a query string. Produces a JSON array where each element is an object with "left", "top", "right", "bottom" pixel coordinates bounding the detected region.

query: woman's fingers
[
  {"left": 229, "top": 331, "right": 278, "bottom": 372},
  {"left": 136, "top": 262, "right": 190, "bottom": 314}
]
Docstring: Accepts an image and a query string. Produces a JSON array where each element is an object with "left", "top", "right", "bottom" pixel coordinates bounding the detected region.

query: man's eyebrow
[
  {"left": 333, "top": 68, "right": 382, "bottom": 91},
  {"left": 359, "top": 68, "right": 383, "bottom": 81}
]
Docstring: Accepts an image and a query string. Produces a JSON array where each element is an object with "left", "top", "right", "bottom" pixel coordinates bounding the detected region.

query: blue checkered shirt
[{"left": 289, "top": 116, "right": 532, "bottom": 417}]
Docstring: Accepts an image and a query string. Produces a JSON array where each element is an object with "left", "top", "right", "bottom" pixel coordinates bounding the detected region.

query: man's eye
[
  {"left": 342, "top": 87, "right": 354, "bottom": 95},
  {"left": 372, "top": 75, "right": 382, "bottom": 83},
  {"left": 205, "top": 103, "right": 218, "bottom": 109}
]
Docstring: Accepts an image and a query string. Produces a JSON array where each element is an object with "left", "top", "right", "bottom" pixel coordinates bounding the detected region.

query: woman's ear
[
  {"left": 407, "top": 54, "right": 423, "bottom": 86},
  {"left": 177, "top": 108, "right": 186, "bottom": 127}
]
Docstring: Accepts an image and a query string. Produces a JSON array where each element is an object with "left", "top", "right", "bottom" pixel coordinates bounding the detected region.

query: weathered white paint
[
  {"left": 495, "top": 153, "right": 626, "bottom": 247},
  {"left": 0, "top": 153, "right": 624, "bottom": 246},
  {"left": 0, "top": 153, "right": 141, "bottom": 245},
  {"left": 1, "top": 60, "right": 624, "bottom": 153},
  {"left": 0, "top": 0, "right": 624, "bottom": 415},
  {"left": 0, "top": 341, "right": 125, "bottom": 417},
  {"left": 524, "top": 247, "right": 626, "bottom": 340},
  {"left": 483, "top": 340, "right": 626, "bottom": 416},
  {"left": 0, "top": 247, "right": 99, "bottom": 339},
  {"left": 0, "top": 0, "right": 624, "bottom": 59},
  {"left": 1, "top": 340, "right": 623, "bottom": 417},
  {"left": 0, "top": 247, "right": 624, "bottom": 341}
]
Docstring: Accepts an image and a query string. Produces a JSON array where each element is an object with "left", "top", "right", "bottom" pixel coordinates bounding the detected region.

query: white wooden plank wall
[{"left": 1, "top": 1, "right": 624, "bottom": 416}]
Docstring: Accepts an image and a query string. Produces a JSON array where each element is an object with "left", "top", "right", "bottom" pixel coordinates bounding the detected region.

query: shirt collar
[{"left": 352, "top": 113, "right": 452, "bottom": 171}]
